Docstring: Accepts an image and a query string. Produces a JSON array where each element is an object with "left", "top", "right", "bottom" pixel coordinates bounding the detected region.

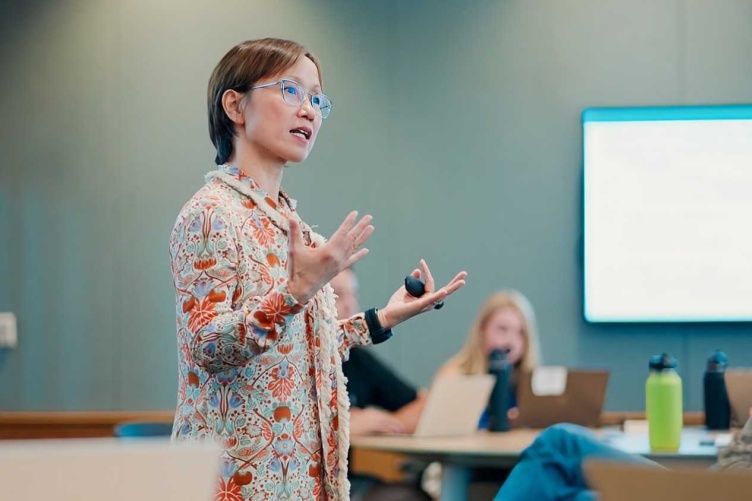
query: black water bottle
[
  {"left": 704, "top": 350, "right": 730, "bottom": 430},
  {"left": 488, "top": 349, "right": 513, "bottom": 432}
]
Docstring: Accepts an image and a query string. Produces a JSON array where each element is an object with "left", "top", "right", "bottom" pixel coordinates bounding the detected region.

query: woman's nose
[{"left": 298, "top": 98, "right": 316, "bottom": 120}]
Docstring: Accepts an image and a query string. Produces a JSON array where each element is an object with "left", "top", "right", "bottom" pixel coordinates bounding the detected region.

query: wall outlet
[{"left": 0, "top": 313, "right": 18, "bottom": 348}]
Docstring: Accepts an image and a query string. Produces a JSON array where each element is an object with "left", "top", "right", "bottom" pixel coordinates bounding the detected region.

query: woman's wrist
[
  {"left": 287, "top": 275, "right": 317, "bottom": 304},
  {"left": 365, "top": 308, "right": 393, "bottom": 344},
  {"left": 377, "top": 308, "right": 391, "bottom": 330}
]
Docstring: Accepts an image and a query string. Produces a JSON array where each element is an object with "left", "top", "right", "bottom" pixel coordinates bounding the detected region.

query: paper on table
[
  {"left": 715, "top": 433, "right": 733, "bottom": 448},
  {"left": 622, "top": 419, "right": 649, "bottom": 434},
  {"left": 531, "top": 366, "right": 568, "bottom": 396}
]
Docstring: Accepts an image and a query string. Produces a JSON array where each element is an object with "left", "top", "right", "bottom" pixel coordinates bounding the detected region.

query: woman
[
  {"left": 421, "top": 291, "right": 540, "bottom": 497},
  {"left": 169, "top": 38, "right": 466, "bottom": 501},
  {"left": 434, "top": 289, "right": 541, "bottom": 420}
]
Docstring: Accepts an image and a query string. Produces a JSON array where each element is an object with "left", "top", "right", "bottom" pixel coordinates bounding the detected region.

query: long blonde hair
[{"left": 449, "top": 290, "right": 541, "bottom": 375}]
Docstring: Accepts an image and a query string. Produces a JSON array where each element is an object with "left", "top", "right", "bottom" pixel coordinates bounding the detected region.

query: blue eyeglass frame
[{"left": 251, "top": 78, "right": 332, "bottom": 119}]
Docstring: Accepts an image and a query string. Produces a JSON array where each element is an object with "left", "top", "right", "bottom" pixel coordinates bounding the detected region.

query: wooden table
[
  {"left": 600, "top": 427, "right": 721, "bottom": 469},
  {"left": 351, "top": 428, "right": 721, "bottom": 501},
  {"left": 353, "top": 430, "right": 536, "bottom": 500},
  {"left": 0, "top": 411, "right": 174, "bottom": 440},
  {"left": 352, "top": 429, "right": 539, "bottom": 468}
]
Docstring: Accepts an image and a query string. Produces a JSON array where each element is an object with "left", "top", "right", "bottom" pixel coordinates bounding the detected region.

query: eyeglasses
[{"left": 251, "top": 79, "right": 332, "bottom": 119}]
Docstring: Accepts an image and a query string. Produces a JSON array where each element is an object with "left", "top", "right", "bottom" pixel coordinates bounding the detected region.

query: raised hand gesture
[{"left": 287, "top": 211, "right": 374, "bottom": 304}]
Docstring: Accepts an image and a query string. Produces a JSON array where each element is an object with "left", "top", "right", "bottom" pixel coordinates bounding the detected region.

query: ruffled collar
[{"left": 205, "top": 164, "right": 298, "bottom": 231}]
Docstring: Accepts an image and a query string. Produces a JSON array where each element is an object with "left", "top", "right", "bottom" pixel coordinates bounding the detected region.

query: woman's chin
[{"left": 283, "top": 151, "right": 309, "bottom": 165}]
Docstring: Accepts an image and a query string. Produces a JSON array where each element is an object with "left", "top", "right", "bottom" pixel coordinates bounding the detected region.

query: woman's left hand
[{"left": 378, "top": 259, "right": 467, "bottom": 330}]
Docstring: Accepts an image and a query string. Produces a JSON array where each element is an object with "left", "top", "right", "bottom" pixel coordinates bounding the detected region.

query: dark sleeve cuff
[{"left": 364, "top": 308, "right": 393, "bottom": 345}]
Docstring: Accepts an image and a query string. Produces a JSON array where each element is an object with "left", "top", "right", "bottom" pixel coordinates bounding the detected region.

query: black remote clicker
[
  {"left": 404, "top": 275, "right": 426, "bottom": 297},
  {"left": 404, "top": 275, "right": 444, "bottom": 309}
]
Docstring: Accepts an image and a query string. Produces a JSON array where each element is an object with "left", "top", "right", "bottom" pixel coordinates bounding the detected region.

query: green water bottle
[{"left": 646, "top": 353, "right": 683, "bottom": 452}]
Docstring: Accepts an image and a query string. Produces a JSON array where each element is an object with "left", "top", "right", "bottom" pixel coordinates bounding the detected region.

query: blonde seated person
[
  {"left": 433, "top": 289, "right": 541, "bottom": 428},
  {"left": 423, "top": 290, "right": 543, "bottom": 498}
]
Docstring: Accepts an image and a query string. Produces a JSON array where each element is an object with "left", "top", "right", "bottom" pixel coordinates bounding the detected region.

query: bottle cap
[
  {"left": 649, "top": 352, "right": 678, "bottom": 371},
  {"left": 489, "top": 348, "right": 510, "bottom": 360},
  {"left": 488, "top": 348, "right": 511, "bottom": 370},
  {"left": 707, "top": 350, "right": 728, "bottom": 372}
]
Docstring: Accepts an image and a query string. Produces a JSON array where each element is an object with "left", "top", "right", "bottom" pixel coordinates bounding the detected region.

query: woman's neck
[{"left": 228, "top": 146, "right": 285, "bottom": 203}]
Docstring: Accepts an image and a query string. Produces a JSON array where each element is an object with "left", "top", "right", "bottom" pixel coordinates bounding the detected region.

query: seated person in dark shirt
[
  {"left": 331, "top": 269, "right": 429, "bottom": 500},
  {"left": 345, "top": 347, "right": 426, "bottom": 435},
  {"left": 332, "top": 268, "right": 427, "bottom": 434}
]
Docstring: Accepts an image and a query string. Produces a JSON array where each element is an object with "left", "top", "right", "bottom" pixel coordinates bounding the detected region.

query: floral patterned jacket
[{"left": 170, "top": 164, "right": 372, "bottom": 500}]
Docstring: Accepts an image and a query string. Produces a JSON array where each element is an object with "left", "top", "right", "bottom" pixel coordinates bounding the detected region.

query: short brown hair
[{"left": 207, "top": 38, "right": 322, "bottom": 165}]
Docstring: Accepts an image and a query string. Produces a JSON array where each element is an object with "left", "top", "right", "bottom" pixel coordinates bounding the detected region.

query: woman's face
[
  {"left": 482, "top": 307, "right": 527, "bottom": 365},
  {"left": 241, "top": 56, "right": 323, "bottom": 165}
]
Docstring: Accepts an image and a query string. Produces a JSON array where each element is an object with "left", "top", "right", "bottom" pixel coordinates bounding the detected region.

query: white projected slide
[{"left": 583, "top": 106, "right": 752, "bottom": 322}]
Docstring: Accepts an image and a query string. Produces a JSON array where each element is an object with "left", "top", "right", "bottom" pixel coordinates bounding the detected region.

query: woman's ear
[{"left": 221, "top": 89, "right": 246, "bottom": 126}]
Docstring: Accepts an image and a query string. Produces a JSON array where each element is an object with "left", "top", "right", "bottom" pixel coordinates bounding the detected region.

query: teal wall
[{"left": 1, "top": 0, "right": 751, "bottom": 411}]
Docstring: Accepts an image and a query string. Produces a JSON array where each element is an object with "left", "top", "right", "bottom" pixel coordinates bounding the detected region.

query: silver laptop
[
  {"left": 0, "top": 438, "right": 220, "bottom": 500},
  {"left": 414, "top": 374, "right": 496, "bottom": 437}
]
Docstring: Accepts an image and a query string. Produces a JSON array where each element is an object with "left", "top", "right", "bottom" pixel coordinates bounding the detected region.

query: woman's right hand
[{"left": 287, "top": 211, "right": 374, "bottom": 304}]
